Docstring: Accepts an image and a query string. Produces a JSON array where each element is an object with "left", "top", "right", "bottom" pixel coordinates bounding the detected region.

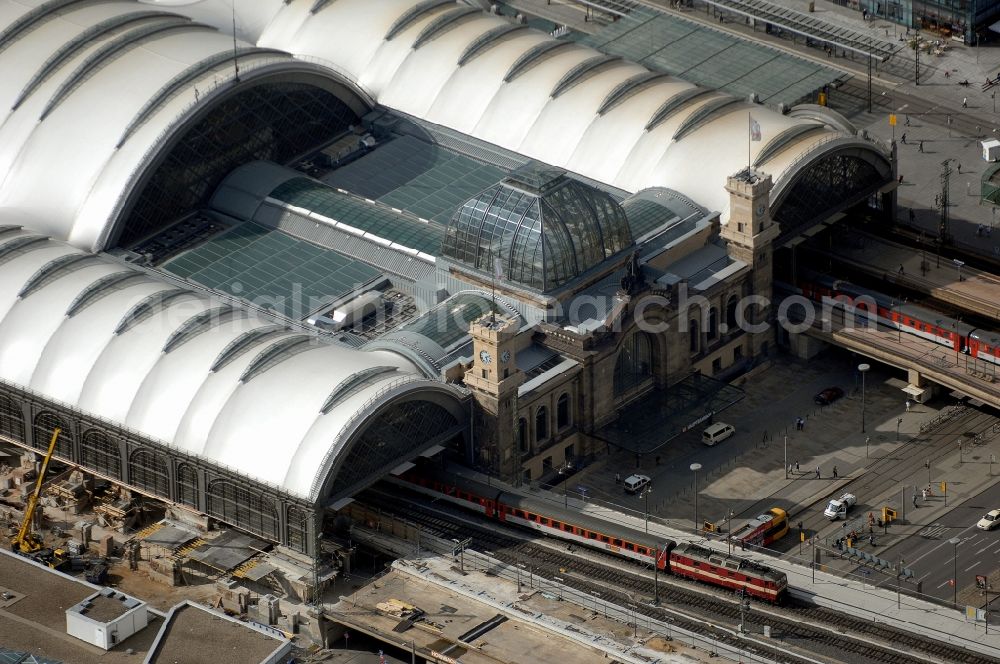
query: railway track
[
  {"left": 771, "top": 405, "right": 997, "bottom": 553},
  {"left": 356, "top": 483, "right": 998, "bottom": 664}
]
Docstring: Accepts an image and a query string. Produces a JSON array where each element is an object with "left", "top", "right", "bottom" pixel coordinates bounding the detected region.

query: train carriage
[
  {"left": 394, "top": 470, "right": 788, "bottom": 604},
  {"left": 797, "top": 276, "right": 1000, "bottom": 364},
  {"left": 669, "top": 543, "right": 787, "bottom": 602},
  {"left": 969, "top": 330, "right": 1000, "bottom": 365}
]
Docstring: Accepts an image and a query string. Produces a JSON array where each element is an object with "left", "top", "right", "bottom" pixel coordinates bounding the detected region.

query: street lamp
[
  {"left": 784, "top": 434, "right": 788, "bottom": 477},
  {"left": 926, "top": 459, "right": 931, "bottom": 486},
  {"left": 949, "top": 536, "right": 961, "bottom": 608},
  {"left": 859, "top": 363, "right": 871, "bottom": 433},
  {"left": 642, "top": 485, "right": 653, "bottom": 534},
  {"left": 690, "top": 463, "right": 702, "bottom": 532}
]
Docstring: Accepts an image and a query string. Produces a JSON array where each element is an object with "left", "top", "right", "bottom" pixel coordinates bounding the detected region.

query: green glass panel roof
[
  {"left": 399, "top": 292, "right": 500, "bottom": 350},
  {"left": 271, "top": 177, "right": 445, "bottom": 255},
  {"left": 577, "top": 7, "right": 843, "bottom": 106},
  {"left": 163, "top": 222, "right": 381, "bottom": 319}
]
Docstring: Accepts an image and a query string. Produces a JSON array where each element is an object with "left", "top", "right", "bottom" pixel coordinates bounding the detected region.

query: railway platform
[
  {"left": 824, "top": 230, "right": 1000, "bottom": 323},
  {"left": 445, "top": 465, "right": 1000, "bottom": 660}
]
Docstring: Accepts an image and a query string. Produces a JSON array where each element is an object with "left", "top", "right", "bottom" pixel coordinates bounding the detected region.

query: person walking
[
  {"left": 795, "top": 461, "right": 800, "bottom": 472},
  {"left": 832, "top": 466, "right": 838, "bottom": 479},
  {"left": 963, "top": 97, "right": 968, "bottom": 108},
  {"left": 901, "top": 132, "right": 907, "bottom": 144},
  {"left": 919, "top": 140, "right": 924, "bottom": 153},
  {"left": 912, "top": 493, "right": 918, "bottom": 508},
  {"left": 615, "top": 472, "right": 621, "bottom": 484},
  {"left": 815, "top": 466, "right": 821, "bottom": 479}
]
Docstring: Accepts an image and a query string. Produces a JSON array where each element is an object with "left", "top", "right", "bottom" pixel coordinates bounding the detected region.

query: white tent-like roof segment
[
  {"left": 0, "top": 0, "right": 369, "bottom": 252},
  {"left": 0, "top": 228, "right": 465, "bottom": 501},
  {"left": 170, "top": 0, "right": 891, "bottom": 222}
]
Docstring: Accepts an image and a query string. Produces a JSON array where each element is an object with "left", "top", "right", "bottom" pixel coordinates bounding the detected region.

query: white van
[
  {"left": 702, "top": 422, "right": 735, "bottom": 446},
  {"left": 623, "top": 474, "right": 651, "bottom": 494}
]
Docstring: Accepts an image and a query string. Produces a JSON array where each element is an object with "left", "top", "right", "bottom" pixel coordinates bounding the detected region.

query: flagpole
[{"left": 747, "top": 111, "right": 751, "bottom": 177}]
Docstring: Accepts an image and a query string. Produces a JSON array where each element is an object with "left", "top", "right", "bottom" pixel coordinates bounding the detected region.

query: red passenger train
[
  {"left": 795, "top": 277, "right": 1000, "bottom": 364},
  {"left": 397, "top": 471, "right": 788, "bottom": 603}
]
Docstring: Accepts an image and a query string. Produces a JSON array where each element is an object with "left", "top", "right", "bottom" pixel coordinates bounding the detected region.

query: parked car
[
  {"left": 623, "top": 474, "right": 651, "bottom": 495},
  {"left": 814, "top": 386, "right": 845, "bottom": 405},
  {"left": 976, "top": 509, "right": 1000, "bottom": 530},
  {"left": 702, "top": 422, "right": 735, "bottom": 446}
]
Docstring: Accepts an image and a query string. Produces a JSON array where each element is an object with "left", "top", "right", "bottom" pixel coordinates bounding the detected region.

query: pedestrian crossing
[{"left": 918, "top": 523, "right": 949, "bottom": 539}]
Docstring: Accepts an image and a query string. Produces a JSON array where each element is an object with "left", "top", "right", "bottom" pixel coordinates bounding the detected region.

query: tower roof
[{"left": 441, "top": 162, "right": 634, "bottom": 292}]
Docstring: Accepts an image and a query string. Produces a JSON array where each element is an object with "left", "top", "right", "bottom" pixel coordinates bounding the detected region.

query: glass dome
[{"left": 440, "top": 163, "right": 634, "bottom": 291}]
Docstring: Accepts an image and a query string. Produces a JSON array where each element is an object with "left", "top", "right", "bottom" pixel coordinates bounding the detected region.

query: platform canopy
[
  {"left": 0, "top": 228, "right": 466, "bottom": 502},
  {"left": 168, "top": 0, "right": 892, "bottom": 224}
]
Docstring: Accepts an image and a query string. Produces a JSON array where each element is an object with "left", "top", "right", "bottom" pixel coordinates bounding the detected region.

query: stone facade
[{"left": 465, "top": 171, "right": 779, "bottom": 485}]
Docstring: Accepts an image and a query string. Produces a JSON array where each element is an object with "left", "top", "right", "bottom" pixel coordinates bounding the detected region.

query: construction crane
[{"left": 11, "top": 428, "right": 62, "bottom": 558}]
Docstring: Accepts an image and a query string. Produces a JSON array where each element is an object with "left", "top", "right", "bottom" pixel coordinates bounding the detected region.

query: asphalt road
[{"left": 859, "top": 480, "right": 1000, "bottom": 607}]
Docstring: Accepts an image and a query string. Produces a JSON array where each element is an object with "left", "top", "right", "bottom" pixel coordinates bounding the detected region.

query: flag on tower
[{"left": 749, "top": 114, "right": 762, "bottom": 142}]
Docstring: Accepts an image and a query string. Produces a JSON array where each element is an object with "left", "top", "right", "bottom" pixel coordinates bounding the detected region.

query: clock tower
[
  {"left": 721, "top": 169, "right": 779, "bottom": 352},
  {"left": 465, "top": 312, "right": 523, "bottom": 481}
]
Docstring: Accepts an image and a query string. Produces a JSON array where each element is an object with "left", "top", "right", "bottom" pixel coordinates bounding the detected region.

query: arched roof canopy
[
  {"left": 0, "top": 231, "right": 466, "bottom": 503},
  {"left": 317, "top": 384, "right": 467, "bottom": 505},
  {"left": 180, "top": 0, "right": 894, "bottom": 223},
  {"left": 0, "top": 0, "right": 372, "bottom": 253},
  {"left": 105, "top": 63, "right": 372, "bottom": 249},
  {"left": 769, "top": 138, "right": 893, "bottom": 243}
]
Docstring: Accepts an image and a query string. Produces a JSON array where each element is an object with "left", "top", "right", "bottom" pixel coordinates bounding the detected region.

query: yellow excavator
[{"left": 11, "top": 428, "right": 68, "bottom": 569}]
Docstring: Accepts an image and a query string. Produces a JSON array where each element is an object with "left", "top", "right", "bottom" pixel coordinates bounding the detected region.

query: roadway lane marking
[
  {"left": 903, "top": 525, "right": 980, "bottom": 568},
  {"left": 937, "top": 580, "right": 950, "bottom": 589},
  {"left": 965, "top": 563, "right": 980, "bottom": 572},
  {"left": 976, "top": 543, "right": 993, "bottom": 554}
]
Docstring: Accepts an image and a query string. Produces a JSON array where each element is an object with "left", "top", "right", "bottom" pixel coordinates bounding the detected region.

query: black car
[{"left": 814, "top": 387, "right": 844, "bottom": 405}]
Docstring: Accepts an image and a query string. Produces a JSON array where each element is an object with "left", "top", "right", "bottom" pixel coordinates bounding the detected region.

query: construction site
[{"left": 0, "top": 428, "right": 347, "bottom": 661}]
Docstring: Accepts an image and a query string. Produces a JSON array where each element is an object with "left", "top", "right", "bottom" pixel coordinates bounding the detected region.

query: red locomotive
[{"left": 397, "top": 471, "right": 788, "bottom": 603}]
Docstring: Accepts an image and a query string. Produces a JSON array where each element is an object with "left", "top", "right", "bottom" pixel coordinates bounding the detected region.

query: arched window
[
  {"left": 0, "top": 394, "right": 24, "bottom": 442},
  {"left": 708, "top": 308, "right": 718, "bottom": 339},
  {"left": 535, "top": 406, "right": 549, "bottom": 442},
  {"left": 689, "top": 319, "right": 700, "bottom": 353},
  {"left": 206, "top": 479, "right": 279, "bottom": 540},
  {"left": 557, "top": 393, "right": 571, "bottom": 430},
  {"left": 176, "top": 464, "right": 199, "bottom": 508},
  {"left": 129, "top": 449, "right": 169, "bottom": 498},
  {"left": 726, "top": 295, "right": 739, "bottom": 331},
  {"left": 32, "top": 411, "right": 72, "bottom": 459},
  {"left": 287, "top": 505, "right": 310, "bottom": 553},
  {"left": 81, "top": 430, "right": 121, "bottom": 479},
  {"left": 518, "top": 418, "right": 528, "bottom": 453},
  {"left": 614, "top": 332, "right": 653, "bottom": 397}
]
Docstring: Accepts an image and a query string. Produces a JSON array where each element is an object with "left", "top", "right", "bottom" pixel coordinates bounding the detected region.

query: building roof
[
  {"left": 0, "top": 550, "right": 163, "bottom": 664},
  {"left": 146, "top": 602, "right": 289, "bottom": 664},
  {"left": 179, "top": 0, "right": 890, "bottom": 222},
  {"left": 441, "top": 162, "right": 634, "bottom": 291},
  {"left": 0, "top": 227, "right": 463, "bottom": 501},
  {"left": 0, "top": 0, "right": 367, "bottom": 252}
]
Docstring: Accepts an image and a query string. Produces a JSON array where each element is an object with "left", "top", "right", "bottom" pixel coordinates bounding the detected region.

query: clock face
[
  {"left": 756, "top": 202, "right": 766, "bottom": 218},
  {"left": 500, "top": 350, "right": 511, "bottom": 364},
  {"left": 479, "top": 349, "right": 492, "bottom": 364}
]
